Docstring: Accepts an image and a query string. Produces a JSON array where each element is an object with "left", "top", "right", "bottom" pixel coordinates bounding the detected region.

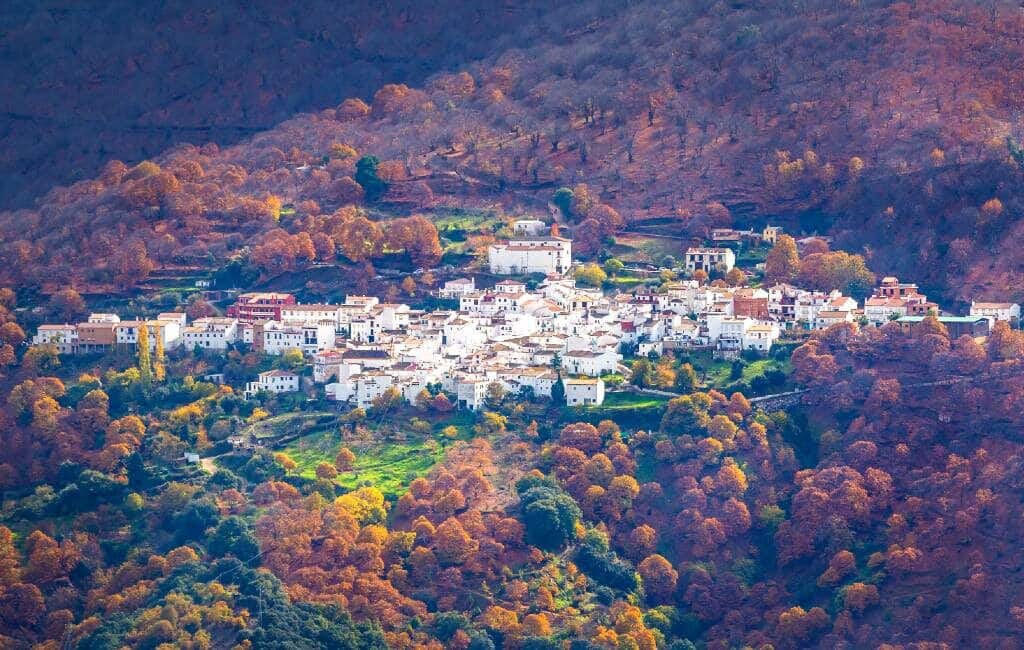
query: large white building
[
  {"left": 262, "top": 321, "right": 335, "bottom": 356},
  {"left": 32, "top": 325, "right": 78, "bottom": 353},
  {"left": 439, "top": 277, "right": 476, "bottom": 299},
  {"left": 561, "top": 349, "right": 619, "bottom": 377},
  {"left": 564, "top": 377, "right": 606, "bottom": 406},
  {"left": 245, "top": 370, "right": 300, "bottom": 396},
  {"left": 684, "top": 247, "right": 736, "bottom": 273},
  {"left": 455, "top": 377, "right": 490, "bottom": 411},
  {"left": 970, "top": 301, "right": 1020, "bottom": 325},
  {"left": 513, "top": 219, "right": 548, "bottom": 236},
  {"left": 182, "top": 318, "right": 239, "bottom": 350},
  {"left": 864, "top": 297, "right": 908, "bottom": 326},
  {"left": 113, "top": 316, "right": 184, "bottom": 351},
  {"left": 742, "top": 323, "right": 780, "bottom": 352},
  {"left": 279, "top": 304, "right": 342, "bottom": 328},
  {"left": 489, "top": 236, "right": 572, "bottom": 275}
]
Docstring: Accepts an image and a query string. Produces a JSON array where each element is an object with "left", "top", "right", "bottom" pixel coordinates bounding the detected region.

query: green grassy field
[
  {"left": 591, "top": 392, "right": 671, "bottom": 411},
  {"left": 608, "top": 234, "right": 682, "bottom": 265},
  {"left": 683, "top": 350, "right": 791, "bottom": 393},
  {"left": 430, "top": 208, "right": 503, "bottom": 231},
  {"left": 283, "top": 428, "right": 448, "bottom": 500},
  {"left": 565, "top": 390, "right": 670, "bottom": 429}
]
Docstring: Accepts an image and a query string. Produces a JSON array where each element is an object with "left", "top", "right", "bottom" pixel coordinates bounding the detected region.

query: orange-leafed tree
[{"left": 638, "top": 554, "right": 678, "bottom": 602}]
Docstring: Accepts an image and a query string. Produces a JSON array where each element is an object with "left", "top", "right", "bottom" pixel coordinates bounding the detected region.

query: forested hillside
[
  {"left": 0, "top": 0, "right": 567, "bottom": 209},
  {"left": 4, "top": 0, "right": 1023, "bottom": 302},
  {"left": 3, "top": 287, "right": 1024, "bottom": 647},
  {"left": 3, "top": 2, "right": 1024, "bottom": 646}
]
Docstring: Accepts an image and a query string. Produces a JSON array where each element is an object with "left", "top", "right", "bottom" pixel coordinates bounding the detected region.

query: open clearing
[{"left": 281, "top": 428, "right": 451, "bottom": 500}]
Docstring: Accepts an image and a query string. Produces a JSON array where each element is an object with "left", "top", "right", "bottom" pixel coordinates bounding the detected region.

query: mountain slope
[
  {"left": 3, "top": 0, "right": 1023, "bottom": 301},
  {"left": 0, "top": 0, "right": 566, "bottom": 209}
]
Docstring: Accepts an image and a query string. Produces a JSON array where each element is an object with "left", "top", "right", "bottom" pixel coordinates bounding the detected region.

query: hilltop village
[{"left": 30, "top": 221, "right": 1012, "bottom": 414}]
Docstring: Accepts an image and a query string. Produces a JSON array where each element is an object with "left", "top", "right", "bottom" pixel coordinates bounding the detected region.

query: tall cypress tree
[
  {"left": 153, "top": 323, "right": 166, "bottom": 382},
  {"left": 137, "top": 321, "right": 152, "bottom": 384},
  {"left": 551, "top": 372, "right": 565, "bottom": 406}
]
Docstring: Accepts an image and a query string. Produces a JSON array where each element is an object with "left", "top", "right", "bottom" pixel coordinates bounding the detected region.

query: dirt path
[{"left": 199, "top": 456, "right": 219, "bottom": 474}]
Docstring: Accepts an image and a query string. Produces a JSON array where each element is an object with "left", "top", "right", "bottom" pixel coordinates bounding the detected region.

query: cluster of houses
[
  {"left": 33, "top": 312, "right": 188, "bottom": 355},
  {"left": 31, "top": 220, "right": 1016, "bottom": 411}
]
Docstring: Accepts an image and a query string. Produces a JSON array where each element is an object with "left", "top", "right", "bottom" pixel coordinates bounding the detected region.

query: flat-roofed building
[
  {"left": 684, "top": 247, "right": 736, "bottom": 273},
  {"left": 564, "top": 377, "right": 605, "bottom": 406},
  {"left": 489, "top": 236, "right": 572, "bottom": 275}
]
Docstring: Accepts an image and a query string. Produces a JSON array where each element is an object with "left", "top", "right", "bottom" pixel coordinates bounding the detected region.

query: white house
[
  {"left": 88, "top": 313, "right": 120, "bottom": 324},
  {"left": 114, "top": 319, "right": 183, "bottom": 351},
  {"left": 455, "top": 377, "right": 490, "bottom": 411},
  {"left": 497, "top": 367, "right": 556, "bottom": 398},
  {"left": 767, "top": 283, "right": 801, "bottom": 321},
  {"left": 494, "top": 279, "right": 528, "bottom": 294},
  {"left": 439, "top": 278, "right": 476, "bottom": 299},
  {"left": 794, "top": 291, "right": 851, "bottom": 325},
  {"left": 490, "top": 313, "right": 540, "bottom": 340},
  {"left": 348, "top": 316, "right": 376, "bottom": 343},
  {"left": 182, "top": 318, "right": 239, "bottom": 350},
  {"left": 374, "top": 304, "right": 411, "bottom": 330},
  {"left": 354, "top": 373, "right": 396, "bottom": 409},
  {"left": 636, "top": 341, "right": 664, "bottom": 357},
  {"left": 970, "top": 302, "right": 1020, "bottom": 324},
  {"left": 564, "top": 377, "right": 606, "bottom": 406},
  {"left": 262, "top": 321, "right": 335, "bottom": 356},
  {"left": 32, "top": 324, "right": 78, "bottom": 353},
  {"left": 114, "top": 321, "right": 146, "bottom": 348},
  {"left": 489, "top": 236, "right": 572, "bottom": 275},
  {"left": 157, "top": 312, "right": 188, "bottom": 327},
  {"left": 513, "top": 219, "right": 547, "bottom": 236},
  {"left": 813, "top": 310, "right": 855, "bottom": 330},
  {"left": 245, "top": 370, "right": 300, "bottom": 397},
  {"left": 561, "top": 349, "right": 619, "bottom": 377},
  {"left": 864, "top": 297, "right": 908, "bottom": 326},
  {"left": 716, "top": 317, "right": 754, "bottom": 350},
  {"left": 344, "top": 295, "right": 380, "bottom": 310},
  {"left": 704, "top": 312, "right": 730, "bottom": 345},
  {"left": 261, "top": 323, "right": 302, "bottom": 355},
  {"left": 279, "top": 304, "right": 342, "bottom": 329},
  {"left": 684, "top": 247, "right": 736, "bottom": 273},
  {"left": 312, "top": 349, "right": 359, "bottom": 383},
  {"left": 742, "top": 323, "right": 780, "bottom": 352}
]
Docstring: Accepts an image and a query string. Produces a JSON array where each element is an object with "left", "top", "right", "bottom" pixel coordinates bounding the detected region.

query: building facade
[
  {"left": 684, "top": 247, "right": 736, "bottom": 273},
  {"left": 564, "top": 378, "right": 606, "bottom": 406},
  {"left": 489, "top": 237, "right": 572, "bottom": 275}
]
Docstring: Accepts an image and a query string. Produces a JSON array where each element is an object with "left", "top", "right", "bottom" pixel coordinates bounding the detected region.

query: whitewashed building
[
  {"left": 513, "top": 219, "right": 547, "bottom": 236},
  {"left": 279, "top": 304, "right": 341, "bottom": 328},
  {"left": 455, "top": 377, "right": 489, "bottom": 411},
  {"left": 182, "top": 318, "right": 239, "bottom": 350},
  {"left": 561, "top": 349, "right": 619, "bottom": 377},
  {"left": 564, "top": 377, "right": 606, "bottom": 406},
  {"left": 245, "top": 370, "right": 300, "bottom": 396},
  {"left": 742, "top": 323, "right": 780, "bottom": 352},
  {"left": 814, "top": 310, "right": 855, "bottom": 330},
  {"left": 970, "top": 302, "right": 1020, "bottom": 324},
  {"left": 684, "top": 247, "right": 736, "bottom": 273},
  {"left": 262, "top": 321, "right": 335, "bottom": 356},
  {"left": 32, "top": 325, "right": 78, "bottom": 353},
  {"left": 864, "top": 297, "right": 908, "bottom": 326},
  {"left": 439, "top": 278, "right": 476, "bottom": 299},
  {"left": 489, "top": 236, "right": 572, "bottom": 275}
]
